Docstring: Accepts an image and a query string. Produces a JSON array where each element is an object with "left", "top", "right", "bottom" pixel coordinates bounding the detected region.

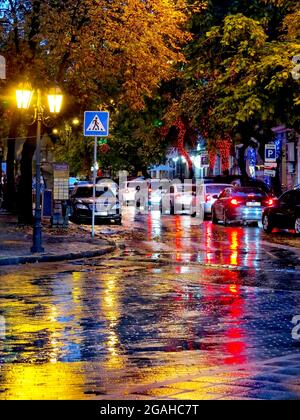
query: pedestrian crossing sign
[{"left": 84, "top": 111, "right": 109, "bottom": 137}]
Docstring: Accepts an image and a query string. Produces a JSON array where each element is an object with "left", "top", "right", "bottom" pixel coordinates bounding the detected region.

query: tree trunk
[
  {"left": 237, "top": 144, "right": 248, "bottom": 178},
  {"left": 5, "top": 112, "right": 20, "bottom": 213},
  {"left": 17, "top": 125, "right": 37, "bottom": 225}
]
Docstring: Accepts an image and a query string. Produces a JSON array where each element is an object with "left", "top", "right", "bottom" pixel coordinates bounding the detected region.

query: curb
[{"left": 0, "top": 242, "right": 116, "bottom": 267}]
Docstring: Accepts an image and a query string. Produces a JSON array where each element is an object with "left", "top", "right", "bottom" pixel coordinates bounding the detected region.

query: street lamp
[{"left": 16, "top": 83, "right": 63, "bottom": 253}]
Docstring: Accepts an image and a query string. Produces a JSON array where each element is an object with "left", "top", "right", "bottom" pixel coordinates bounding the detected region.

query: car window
[
  {"left": 233, "top": 188, "right": 266, "bottom": 197},
  {"left": 280, "top": 192, "right": 293, "bottom": 205},
  {"left": 74, "top": 187, "right": 114, "bottom": 198},
  {"left": 175, "top": 184, "right": 194, "bottom": 193},
  {"left": 219, "top": 189, "right": 229, "bottom": 198},
  {"left": 281, "top": 191, "right": 300, "bottom": 206},
  {"left": 206, "top": 185, "right": 230, "bottom": 194}
]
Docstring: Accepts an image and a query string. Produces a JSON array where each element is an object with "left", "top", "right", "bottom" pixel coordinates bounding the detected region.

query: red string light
[
  {"left": 217, "top": 136, "right": 232, "bottom": 172},
  {"left": 174, "top": 118, "right": 193, "bottom": 171}
]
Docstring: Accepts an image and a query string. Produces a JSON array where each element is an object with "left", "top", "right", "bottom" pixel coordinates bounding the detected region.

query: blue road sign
[
  {"left": 265, "top": 144, "right": 276, "bottom": 163},
  {"left": 84, "top": 111, "right": 109, "bottom": 137}
]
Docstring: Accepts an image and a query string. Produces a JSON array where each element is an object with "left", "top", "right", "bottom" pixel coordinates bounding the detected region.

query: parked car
[
  {"left": 149, "top": 180, "right": 171, "bottom": 208},
  {"left": 160, "top": 183, "right": 198, "bottom": 216},
  {"left": 70, "top": 183, "right": 121, "bottom": 225},
  {"left": 202, "top": 183, "right": 232, "bottom": 218},
  {"left": 121, "top": 178, "right": 150, "bottom": 205},
  {"left": 97, "top": 178, "right": 119, "bottom": 195},
  {"left": 262, "top": 189, "right": 300, "bottom": 235},
  {"left": 212, "top": 187, "right": 274, "bottom": 226},
  {"left": 204, "top": 176, "right": 273, "bottom": 196}
]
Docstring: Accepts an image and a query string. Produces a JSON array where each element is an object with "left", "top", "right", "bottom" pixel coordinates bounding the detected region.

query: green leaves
[{"left": 177, "top": 1, "right": 300, "bottom": 147}]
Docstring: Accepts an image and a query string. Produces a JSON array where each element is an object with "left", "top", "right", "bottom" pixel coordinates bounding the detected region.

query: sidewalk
[{"left": 0, "top": 212, "right": 116, "bottom": 266}]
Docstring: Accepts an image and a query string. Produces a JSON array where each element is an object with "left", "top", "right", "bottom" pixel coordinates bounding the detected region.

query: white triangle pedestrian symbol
[{"left": 87, "top": 114, "right": 106, "bottom": 132}]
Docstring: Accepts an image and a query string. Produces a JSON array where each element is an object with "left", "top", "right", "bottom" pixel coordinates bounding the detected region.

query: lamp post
[{"left": 16, "top": 84, "right": 63, "bottom": 253}]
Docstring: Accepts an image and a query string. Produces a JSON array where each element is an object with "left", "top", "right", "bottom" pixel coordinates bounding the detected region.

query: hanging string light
[
  {"left": 100, "top": 144, "right": 110, "bottom": 154},
  {"left": 217, "top": 136, "right": 232, "bottom": 172},
  {"left": 174, "top": 117, "right": 193, "bottom": 172},
  {"left": 275, "top": 133, "right": 282, "bottom": 160},
  {"left": 208, "top": 149, "right": 217, "bottom": 172},
  {"left": 248, "top": 147, "right": 257, "bottom": 167}
]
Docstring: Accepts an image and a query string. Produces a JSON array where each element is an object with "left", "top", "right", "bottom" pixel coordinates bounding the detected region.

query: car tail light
[
  {"left": 265, "top": 198, "right": 274, "bottom": 206},
  {"left": 230, "top": 198, "right": 239, "bottom": 206},
  {"left": 206, "top": 194, "right": 212, "bottom": 203}
]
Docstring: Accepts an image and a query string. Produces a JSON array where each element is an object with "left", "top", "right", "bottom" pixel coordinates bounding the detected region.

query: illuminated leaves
[
  {"left": 178, "top": 2, "right": 300, "bottom": 146},
  {"left": 1, "top": 0, "right": 189, "bottom": 111}
]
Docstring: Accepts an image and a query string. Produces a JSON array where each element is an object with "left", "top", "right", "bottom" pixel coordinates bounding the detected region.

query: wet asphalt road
[{"left": 0, "top": 208, "right": 300, "bottom": 400}]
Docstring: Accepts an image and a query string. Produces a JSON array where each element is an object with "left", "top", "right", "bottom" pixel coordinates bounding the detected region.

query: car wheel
[
  {"left": 295, "top": 217, "right": 300, "bottom": 235},
  {"left": 263, "top": 214, "right": 273, "bottom": 233},
  {"left": 212, "top": 209, "right": 218, "bottom": 224}
]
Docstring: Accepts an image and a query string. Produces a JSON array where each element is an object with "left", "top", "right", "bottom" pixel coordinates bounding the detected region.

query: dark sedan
[
  {"left": 70, "top": 184, "right": 122, "bottom": 225},
  {"left": 212, "top": 187, "right": 274, "bottom": 226},
  {"left": 262, "top": 189, "right": 300, "bottom": 235}
]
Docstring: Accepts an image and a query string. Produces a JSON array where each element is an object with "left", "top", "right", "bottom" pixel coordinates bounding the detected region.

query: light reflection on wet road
[{"left": 0, "top": 208, "right": 299, "bottom": 400}]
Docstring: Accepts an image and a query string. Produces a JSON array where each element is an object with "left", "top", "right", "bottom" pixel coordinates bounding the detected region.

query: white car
[
  {"left": 121, "top": 178, "right": 150, "bottom": 205},
  {"left": 160, "top": 183, "right": 199, "bottom": 216},
  {"left": 97, "top": 178, "right": 119, "bottom": 195}
]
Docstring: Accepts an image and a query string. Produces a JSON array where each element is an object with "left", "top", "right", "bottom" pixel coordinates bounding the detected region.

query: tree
[
  {"left": 170, "top": 0, "right": 300, "bottom": 190},
  {"left": 0, "top": 0, "right": 189, "bottom": 222}
]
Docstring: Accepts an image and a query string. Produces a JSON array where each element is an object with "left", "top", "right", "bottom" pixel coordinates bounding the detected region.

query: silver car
[{"left": 203, "top": 183, "right": 232, "bottom": 217}]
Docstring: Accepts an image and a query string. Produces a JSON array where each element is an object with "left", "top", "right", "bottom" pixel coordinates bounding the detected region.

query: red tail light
[
  {"left": 230, "top": 199, "right": 239, "bottom": 206},
  {"left": 206, "top": 194, "right": 212, "bottom": 203},
  {"left": 266, "top": 198, "right": 274, "bottom": 206}
]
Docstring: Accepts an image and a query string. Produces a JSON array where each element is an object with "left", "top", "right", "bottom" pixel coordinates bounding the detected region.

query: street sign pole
[
  {"left": 92, "top": 136, "right": 97, "bottom": 239},
  {"left": 83, "top": 111, "right": 109, "bottom": 239}
]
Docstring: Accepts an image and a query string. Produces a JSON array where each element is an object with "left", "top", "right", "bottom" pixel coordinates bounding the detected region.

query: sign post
[
  {"left": 84, "top": 111, "right": 110, "bottom": 238},
  {"left": 92, "top": 136, "right": 97, "bottom": 238}
]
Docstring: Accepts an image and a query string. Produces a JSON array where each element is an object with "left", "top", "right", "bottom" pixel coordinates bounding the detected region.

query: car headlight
[{"left": 76, "top": 204, "right": 88, "bottom": 210}]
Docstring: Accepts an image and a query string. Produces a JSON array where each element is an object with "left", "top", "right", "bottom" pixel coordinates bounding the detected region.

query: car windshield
[
  {"left": 175, "top": 184, "right": 194, "bottom": 193},
  {"left": 74, "top": 187, "right": 114, "bottom": 198},
  {"left": 233, "top": 188, "right": 266, "bottom": 197},
  {"left": 207, "top": 185, "right": 230, "bottom": 194}
]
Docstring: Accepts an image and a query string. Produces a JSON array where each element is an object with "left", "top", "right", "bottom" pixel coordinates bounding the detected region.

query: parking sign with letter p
[{"left": 265, "top": 144, "right": 276, "bottom": 163}]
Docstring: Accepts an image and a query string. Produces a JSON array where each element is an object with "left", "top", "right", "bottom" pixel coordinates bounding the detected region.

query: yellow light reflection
[
  {"left": 101, "top": 273, "right": 124, "bottom": 370},
  {"left": 230, "top": 230, "right": 239, "bottom": 266}
]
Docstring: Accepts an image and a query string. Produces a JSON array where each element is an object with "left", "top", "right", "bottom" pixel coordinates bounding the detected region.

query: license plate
[
  {"left": 246, "top": 202, "right": 261, "bottom": 207},
  {"left": 95, "top": 212, "right": 108, "bottom": 216}
]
